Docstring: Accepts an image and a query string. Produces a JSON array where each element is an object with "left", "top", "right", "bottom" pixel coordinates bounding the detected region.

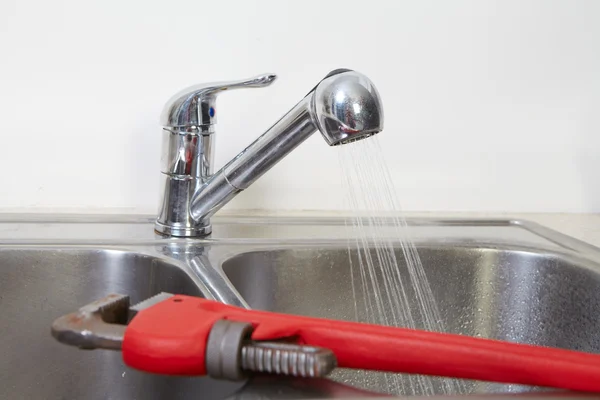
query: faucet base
[{"left": 154, "top": 221, "right": 212, "bottom": 237}]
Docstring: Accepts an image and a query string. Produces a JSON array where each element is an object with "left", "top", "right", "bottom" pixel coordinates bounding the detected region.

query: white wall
[{"left": 1, "top": 0, "right": 599, "bottom": 214}]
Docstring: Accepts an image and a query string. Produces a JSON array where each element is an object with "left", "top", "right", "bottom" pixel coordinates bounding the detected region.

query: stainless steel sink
[{"left": 1, "top": 215, "right": 600, "bottom": 399}]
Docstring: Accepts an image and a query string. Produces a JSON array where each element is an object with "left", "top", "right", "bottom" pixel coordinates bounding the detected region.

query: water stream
[{"left": 337, "top": 137, "right": 466, "bottom": 396}]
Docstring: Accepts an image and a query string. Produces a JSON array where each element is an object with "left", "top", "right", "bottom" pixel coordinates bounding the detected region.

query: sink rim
[{"left": 0, "top": 214, "right": 597, "bottom": 260}]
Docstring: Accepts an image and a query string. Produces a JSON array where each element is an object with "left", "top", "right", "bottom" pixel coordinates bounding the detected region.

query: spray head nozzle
[{"left": 309, "top": 69, "right": 384, "bottom": 146}]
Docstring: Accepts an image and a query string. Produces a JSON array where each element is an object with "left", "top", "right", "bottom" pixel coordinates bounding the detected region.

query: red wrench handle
[{"left": 122, "top": 295, "right": 600, "bottom": 392}]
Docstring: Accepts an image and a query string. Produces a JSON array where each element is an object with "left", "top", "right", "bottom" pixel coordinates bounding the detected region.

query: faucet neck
[{"left": 189, "top": 96, "right": 316, "bottom": 222}]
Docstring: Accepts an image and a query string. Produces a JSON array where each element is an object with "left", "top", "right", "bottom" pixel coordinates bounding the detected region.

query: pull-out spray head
[{"left": 308, "top": 69, "right": 384, "bottom": 146}]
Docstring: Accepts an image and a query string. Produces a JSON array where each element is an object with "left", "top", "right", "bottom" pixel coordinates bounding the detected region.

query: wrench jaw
[{"left": 51, "top": 294, "right": 130, "bottom": 351}]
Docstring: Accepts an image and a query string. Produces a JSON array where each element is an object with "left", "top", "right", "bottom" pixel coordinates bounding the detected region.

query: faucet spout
[
  {"left": 190, "top": 96, "right": 314, "bottom": 221},
  {"left": 190, "top": 69, "right": 384, "bottom": 222}
]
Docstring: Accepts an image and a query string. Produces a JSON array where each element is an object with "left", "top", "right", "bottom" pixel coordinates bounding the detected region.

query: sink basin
[
  {"left": 0, "top": 247, "right": 243, "bottom": 400},
  {"left": 222, "top": 244, "right": 600, "bottom": 395}
]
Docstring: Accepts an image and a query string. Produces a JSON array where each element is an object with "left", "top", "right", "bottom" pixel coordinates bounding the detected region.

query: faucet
[{"left": 155, "top": 68, "right": 384, "bottom": 237}]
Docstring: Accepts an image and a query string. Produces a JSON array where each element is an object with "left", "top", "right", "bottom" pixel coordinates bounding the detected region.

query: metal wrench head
[{"left": 51, "top": 293, "right": 130, "bottom": 350}]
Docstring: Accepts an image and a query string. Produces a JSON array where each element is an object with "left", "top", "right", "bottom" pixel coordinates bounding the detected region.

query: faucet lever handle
[
  {"left": 161, "top": 73, "right": 277, "bottom": 129},
  {"left": 208, "top": 73, "right": 277, "bottom": 92}
]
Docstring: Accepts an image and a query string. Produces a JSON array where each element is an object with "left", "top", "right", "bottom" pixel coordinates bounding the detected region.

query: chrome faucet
[{"left": 155, "top": 69, "right": 384, "bottom": 237}]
